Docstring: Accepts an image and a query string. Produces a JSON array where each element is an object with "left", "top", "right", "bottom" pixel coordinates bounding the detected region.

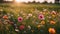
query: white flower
[
  {"left": 0, "top": 9, "right": 3, "bottom": 11},
  {"left": 26, "top": 16, "right": 29, "bottom": 19},
  {"left": 28, "top": 25, "right": 31, "bottom": 30},
  {"left": 20, "top": 11, "right": 23, "bottom": 14},
  {"left": 15, "top": 29, "right": 19, "bottom": 32},
  {"left": 11, "top": 14, "right": 13, "bottom": 17},
  {"left": 8, "top": 15, "right": 11, "bottom": 18},
  {"left": 26, "top": 13, "right": 33, "bottom": 19},
  {"left": 24, "top": 31, "right": 27, "bottom": 33},
  {"left": 43, "top": 9, "right": 47, "bottom": 11},
  {"left": 35, "top": 22, "right": 39, "bottom": 24},
  {"left": 28, "top": 13, "right": 32, "bottom": 17},
  {"left": 7, "top": 13, "right": 10, "bottom": 16}
]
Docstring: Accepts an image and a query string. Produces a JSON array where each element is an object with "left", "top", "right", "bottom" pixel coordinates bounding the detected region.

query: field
[{"left": 0, "top": 3, "right": 60, "bottom": 34}]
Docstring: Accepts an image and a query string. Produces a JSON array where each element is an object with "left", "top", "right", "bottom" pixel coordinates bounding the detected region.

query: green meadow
[{"left": 0, "top": 3, "right": 60, "bottom": 34}]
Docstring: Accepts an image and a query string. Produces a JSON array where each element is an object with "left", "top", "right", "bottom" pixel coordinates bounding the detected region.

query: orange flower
[
  {"left": 37, "top": 25, "right": 41, "bottom": 30},
  {"left": 37, "top": 25, "right": 40, "bottom": 28},
  {"left": 3, "top": 15, "right": 8, "bottom": 19},
  {"left": 48, "top": 28, "right": 56, "bottom": 34},
  {"left": 50, "top": 20, "right": 56, "bottom": 25}
]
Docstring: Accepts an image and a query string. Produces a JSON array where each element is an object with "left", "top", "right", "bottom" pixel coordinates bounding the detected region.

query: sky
[{"left": 4, "top": 0, "right": 55, "bottom": 3}]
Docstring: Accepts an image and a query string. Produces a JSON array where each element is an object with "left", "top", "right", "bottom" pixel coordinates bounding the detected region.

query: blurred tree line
[{"left": 0, "top": 0, "right": 60, "bottom": 4}]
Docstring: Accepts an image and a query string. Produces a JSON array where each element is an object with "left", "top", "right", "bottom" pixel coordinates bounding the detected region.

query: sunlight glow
[
  {"left": 47, "top": 0, "right": 55, "bottom": 3},
  {"left": 15, "top": 0, "right": 34, "bottom": 3},
  {"left": 4, "top": 0, "right": 13, "bottom": 1},
  {"left": 35, "top": 0, "right": 45, "bottom": 3},
  {"left": 14, "top": 0, "right": 55, "bottom": 3},
  {"left": 15, "top": 0, "right": 21, "bottom": 3}
]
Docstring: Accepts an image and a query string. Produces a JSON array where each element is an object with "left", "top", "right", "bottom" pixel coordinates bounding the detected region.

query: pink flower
[
  {"left": 51, "top": 11, "right": 56, "bottom": 15},
  {"left": 19, "top": 25, "right": 25, "bottom": 30},
  {"left": 38, "top": 14, "right": 45, "bottom": 20},
  {"left": 18, "top": 17, "right": 23, "bottom": 22}
]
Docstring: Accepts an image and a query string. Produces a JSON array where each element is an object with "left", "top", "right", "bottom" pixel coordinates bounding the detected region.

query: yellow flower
[
  {"left": 31, "top": 30, "right": 34, "bottom": 32},
  {"left": 43, "top": 9, "right": 47, "bottom": 11},
  {"left": 6, "top": 26, "right": 9, "bottom": 30},
  {"left": 37, "top": 25, "right": 41, "bottom": 30},
  {"left": 23, "top": 16, "right": 26, "bottom": 18},
  {"left": 51, "top": 11, "right": 57, "bottom": 17},
  {"left": 52, "top": 14, "right": 56, "bottom": 17},
  {"left": 39, "top": 12, "right": 43, "bottom": 14},
  {"left": 33, "top": 16, "right": 36, "bottom": 18},
  {"left": 43, "top": 12, "right": 45, "bottom": 15},
  {"left": 43, "top": 11, "right": 50, "bottom": 15},
  {"left": 40, "top": 21, "right": 45, "bottom": 25},
  {"left": 37, "top": 25, "right": 40, "bottom": 28}
]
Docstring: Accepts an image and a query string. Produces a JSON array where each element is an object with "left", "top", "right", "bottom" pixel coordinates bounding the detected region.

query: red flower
[
  {"left": 38, "top": 14, "right": 44, "bottom": 20},
  {"left": 18, "top": 17, "right": 23, "bottom": 22},
  {"left": 3, "top": 15, "right": 8, "bottom": 19},
  {"left": 19, "top": 25, "right": 25, "bottom": 30}
]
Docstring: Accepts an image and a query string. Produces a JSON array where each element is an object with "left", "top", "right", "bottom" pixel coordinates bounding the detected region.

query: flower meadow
[{"left": 0, "top": 4, "right": 60, "bottom": 34}]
